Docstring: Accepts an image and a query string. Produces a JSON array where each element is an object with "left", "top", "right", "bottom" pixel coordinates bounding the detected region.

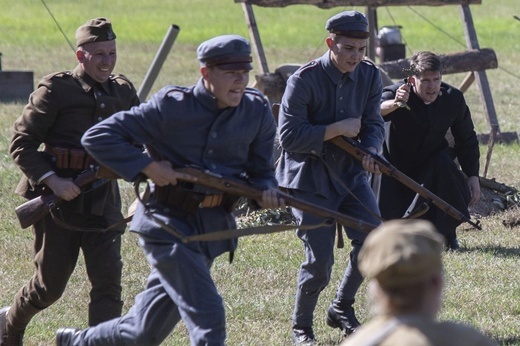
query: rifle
[
  {"left": 14, "top": 165, "right": 118, "bottom": 229},
  {"left": 329, "top": 136, "right": 482, "bottom": 230},
  {"left": 174, "top": 166, "right": 378, "bottom": 234}
]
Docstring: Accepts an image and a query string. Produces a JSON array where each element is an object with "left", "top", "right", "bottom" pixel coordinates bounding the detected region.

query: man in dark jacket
[
  {"left": 379, "top": 51, "right": 480, "bottom": 250},
  {"left": 1, "top": 18, "right": 139, "bottom": 346}
]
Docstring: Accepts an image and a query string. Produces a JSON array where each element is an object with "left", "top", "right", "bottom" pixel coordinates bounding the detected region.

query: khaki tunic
[
  {"left": 10, "top": 64, "right": 139, "bottom": 215},
  {"left": 341, "top": 314, "right": 497, "bottom": 346}
]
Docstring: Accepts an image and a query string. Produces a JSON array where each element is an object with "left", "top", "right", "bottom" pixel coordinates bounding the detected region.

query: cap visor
[{"left": 215, "top": 62, "right": 253, "bottom": 71}]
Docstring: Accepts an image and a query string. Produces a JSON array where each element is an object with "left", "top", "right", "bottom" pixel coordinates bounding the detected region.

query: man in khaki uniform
[
  {"left": 341, "top": 219, "right": 497, "bottom": 346},
  {"left": 1, "top": 18, "right": 139, "bottom": 346}
]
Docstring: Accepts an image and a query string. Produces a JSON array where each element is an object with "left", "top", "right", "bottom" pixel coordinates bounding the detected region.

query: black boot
[
  {"left": 292, "top": 325, "right": 317, "bottom": 346},
  {"left": 0, "top": 307, "right": 24, "bottom": 346},
  {"left": 326, "top": 299, "right": 361, "bottom": 336}
]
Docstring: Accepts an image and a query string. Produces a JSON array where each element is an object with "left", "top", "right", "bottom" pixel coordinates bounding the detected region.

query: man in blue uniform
[
  {"left": 2, "top": 18, "right": 139, "bottom": 346},
  {"left": 276, "top": 10, "right": 384, "bottom": 345},
  {"left": 55, "top": 34, "right": 282, "bottom": 346},
  {"left": 379, "top": 51, "right": 480, "bottom": 250}
]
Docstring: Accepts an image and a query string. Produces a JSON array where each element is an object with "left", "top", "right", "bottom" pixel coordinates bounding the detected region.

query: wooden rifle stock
[
  {"left": 175, "top": 167, "right": 378, "bottom": 233},
  {"left": 14, "top": 166, "right": 118, "bottom": 229},
  {"left": 329, "top": 136, "right": 481, "bottom": 230}
]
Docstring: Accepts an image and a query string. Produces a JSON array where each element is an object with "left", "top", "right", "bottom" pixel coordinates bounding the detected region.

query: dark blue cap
[
  {"left": 325, "top": 11, "right": 370, "bottom": 39},
  {"left": 197, "top": 35, "right": 253, "bottom": 71}
]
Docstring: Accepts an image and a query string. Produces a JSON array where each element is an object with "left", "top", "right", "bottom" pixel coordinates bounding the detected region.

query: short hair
[
  {"left": 410, "top": 51, "right": 443, "bottom": 75},
  {"left": 329, "top": 32, "right": 369, "bottom": 42}
]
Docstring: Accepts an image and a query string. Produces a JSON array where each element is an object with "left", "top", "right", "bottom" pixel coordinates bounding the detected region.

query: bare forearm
[{"left": 380, "top": 99, "right": 399, "bottom": 116}]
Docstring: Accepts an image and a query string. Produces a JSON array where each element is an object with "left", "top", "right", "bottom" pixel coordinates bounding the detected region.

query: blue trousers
[
  {"left": 290, "top": 180, "right": 381, "bottom": 327},
  {"left": 70, "top": 234, "right": 226, "bottom": 346}
]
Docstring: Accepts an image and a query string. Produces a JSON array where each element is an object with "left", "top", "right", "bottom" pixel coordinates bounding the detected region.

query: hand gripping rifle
[
  {"left": 14, "top": 165, "right": 119, "bottom": 229},
  {"left": 329, "top": 136, "right": 482, "bottom": 230},
  {"left": 173, "top": 166, "right": 378, "bottom": 239}
]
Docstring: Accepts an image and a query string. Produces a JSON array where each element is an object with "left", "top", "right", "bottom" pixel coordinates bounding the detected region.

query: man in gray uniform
[
  {"left": 1, "top": 18, "right": 139, "bottom": 346},
  {"left": 55, "top": 34, "right": 282, "bottom": 346},
  {"left": 341, "top": 219, "right": 497, "bottom": 346},
  {"left": 276, "top": 10, "right": 384, "bottom": 345}
]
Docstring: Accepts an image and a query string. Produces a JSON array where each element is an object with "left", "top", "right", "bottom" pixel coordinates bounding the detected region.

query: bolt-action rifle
[
  {"left": 14, "top": 165, "right": 119, "bottom": 229},
  {"left": 173, "top": 166, "right": 378, "bottom": 236},
  {"left": 329, "top": 136, "right": 481, "bottom": 230}
]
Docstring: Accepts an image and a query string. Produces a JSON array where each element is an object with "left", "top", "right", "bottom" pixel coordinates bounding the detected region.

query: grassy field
[{"left": 1, "top": 0, "right": 520, "bottom": 345}]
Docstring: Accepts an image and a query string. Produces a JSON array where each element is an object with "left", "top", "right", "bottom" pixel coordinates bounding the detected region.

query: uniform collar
[
  {"left": 194, "top": 77, "right": 221, "bottom": 112},
  {"left": 321, "top": 51, "right": 358, "bottom": 84},
  {"left": 72, "top": 65, "right": 110, "bottom": 94}
]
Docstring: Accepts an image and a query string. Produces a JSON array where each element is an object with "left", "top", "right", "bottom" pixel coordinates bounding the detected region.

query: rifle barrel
[
  {"left": 329, "top": 136, "right": 481, "bottom": 230},
  {"left": 175, "top": 167, "right": 378, "bottom": 233}
]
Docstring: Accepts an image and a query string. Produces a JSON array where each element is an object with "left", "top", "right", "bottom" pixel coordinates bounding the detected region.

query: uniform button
[
  {"left": 339, "top": 110, "right": 344, "bottom": 114},
  {"left": 97, "top": 117, "right": 103, "bottom": 122},
  {"left": 339, "top": 96, "right": 344, "bottom": 100},
  {"left": 100, "top": 103, "right": 106, "bottom": 109},
  {"left": 210, "top": 164, "right": 217, "bottom": 170},
  {"left": 211, "top": 132, "right": 218, "bottom": 139},
  {"left": 311, "top": 150, "right": 316, "bottom": 155},
  {"left": 208, "top": 149, "right": 214, "bottom": 155}
]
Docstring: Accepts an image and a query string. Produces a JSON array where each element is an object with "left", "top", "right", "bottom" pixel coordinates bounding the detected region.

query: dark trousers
[
  {"left": 379, "top": 151, "right": 470, "bottom": 243},
  {"left": 6, "top": 213, "right": 124, "bottom": 333}
]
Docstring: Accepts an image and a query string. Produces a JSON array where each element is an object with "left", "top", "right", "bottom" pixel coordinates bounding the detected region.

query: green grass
[{"left": 1, "top": 0, "right": 520, "bottom": 345}]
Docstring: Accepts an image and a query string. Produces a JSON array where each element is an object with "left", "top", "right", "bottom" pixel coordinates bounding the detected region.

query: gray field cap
[
  {"left": 325, "top": 11, "right": 370, "bottom": 39},
  {"left": 197, "top": 35, "right": 253, "bottom": 71}
]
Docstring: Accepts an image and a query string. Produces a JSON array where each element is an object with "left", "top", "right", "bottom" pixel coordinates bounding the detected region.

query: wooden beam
[
  {"left": 234, "top": 0, "right": 481, "bottom": 9},
  {"left": 241, "top": 3, "right": 270, "bottom": 74},
  {"left": 459, "top": 5, "right": 499, "bottom": 133},
  {"left": 366, "top": 7, "right": 378, "bottom": 62},
  {"left": 378, "top": 48, "right": 497, "bottom": 79},
  {"left": 458, "top": 71, "right": 475, "bottom": 92}
]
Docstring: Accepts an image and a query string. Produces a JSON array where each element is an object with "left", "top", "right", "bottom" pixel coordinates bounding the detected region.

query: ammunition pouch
[
  {"left": 152, "top": 184, "right": 239, "bottom": 214},
  {"left": 43, "top": 144, "right": 96, "bottom": 173}
]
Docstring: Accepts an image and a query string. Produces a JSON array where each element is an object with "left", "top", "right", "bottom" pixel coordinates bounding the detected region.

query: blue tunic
[
  {"left": 276, "top": 51, "right": 384, "bottom": 196},
  {"left": 276, "top": 51, "right": 384, "bottom": 328},
  {"left": 78, "top": 78, "right": 277, "bottom": 345}
]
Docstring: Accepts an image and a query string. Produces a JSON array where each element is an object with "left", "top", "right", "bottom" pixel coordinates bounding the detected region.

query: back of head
[
  {"left": 359, "top": 219, "right": 444, "bottom": 290},
  {"left": 410, "top": 51, "right": 443, "bottom": 75}
]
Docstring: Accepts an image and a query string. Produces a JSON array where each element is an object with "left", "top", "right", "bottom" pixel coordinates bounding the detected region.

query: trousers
[
  {"left": 69, "top": 233, "right": 226, "bottom": 346},
  {"left": 7, "top": 212, "right": 123, "bottom": 333},
  {"left": 290, "top": 179, "right": 381, "bottom": 327}
]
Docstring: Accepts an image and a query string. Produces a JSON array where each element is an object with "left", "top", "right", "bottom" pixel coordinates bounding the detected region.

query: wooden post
[
  {"left": 458, "top": 71, "right": 475, "bottom": 92},
  {"left": 459, "top": 4, "right": 502, "bottom": 178},
  {"left": 459, "top": 5, "right": 499, "bottom": 133},
  {"left": 241, "top": 3, "right": 270, "bottom": 74},
  {"left": 365, "top": 6, "right": 378, "bottom": 62}
]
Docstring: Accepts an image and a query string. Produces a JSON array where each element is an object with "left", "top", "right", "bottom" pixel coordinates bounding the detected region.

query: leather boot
[
  {"left": 56, "top": 327, "right": 81, "bottom": 346},
  {"left": 0, "top": 307, "right": 24, "bottom": 346},
  {"left": 326, "top": 299, "right": 361, "bottom": 336},
  {"left": 292, "top": 325, "right": 317, "bottom": 346}
]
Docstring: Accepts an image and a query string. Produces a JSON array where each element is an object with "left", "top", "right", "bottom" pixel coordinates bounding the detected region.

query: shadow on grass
[{"left": 462, "top": 244, "right": 520, "bottom": 258}]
